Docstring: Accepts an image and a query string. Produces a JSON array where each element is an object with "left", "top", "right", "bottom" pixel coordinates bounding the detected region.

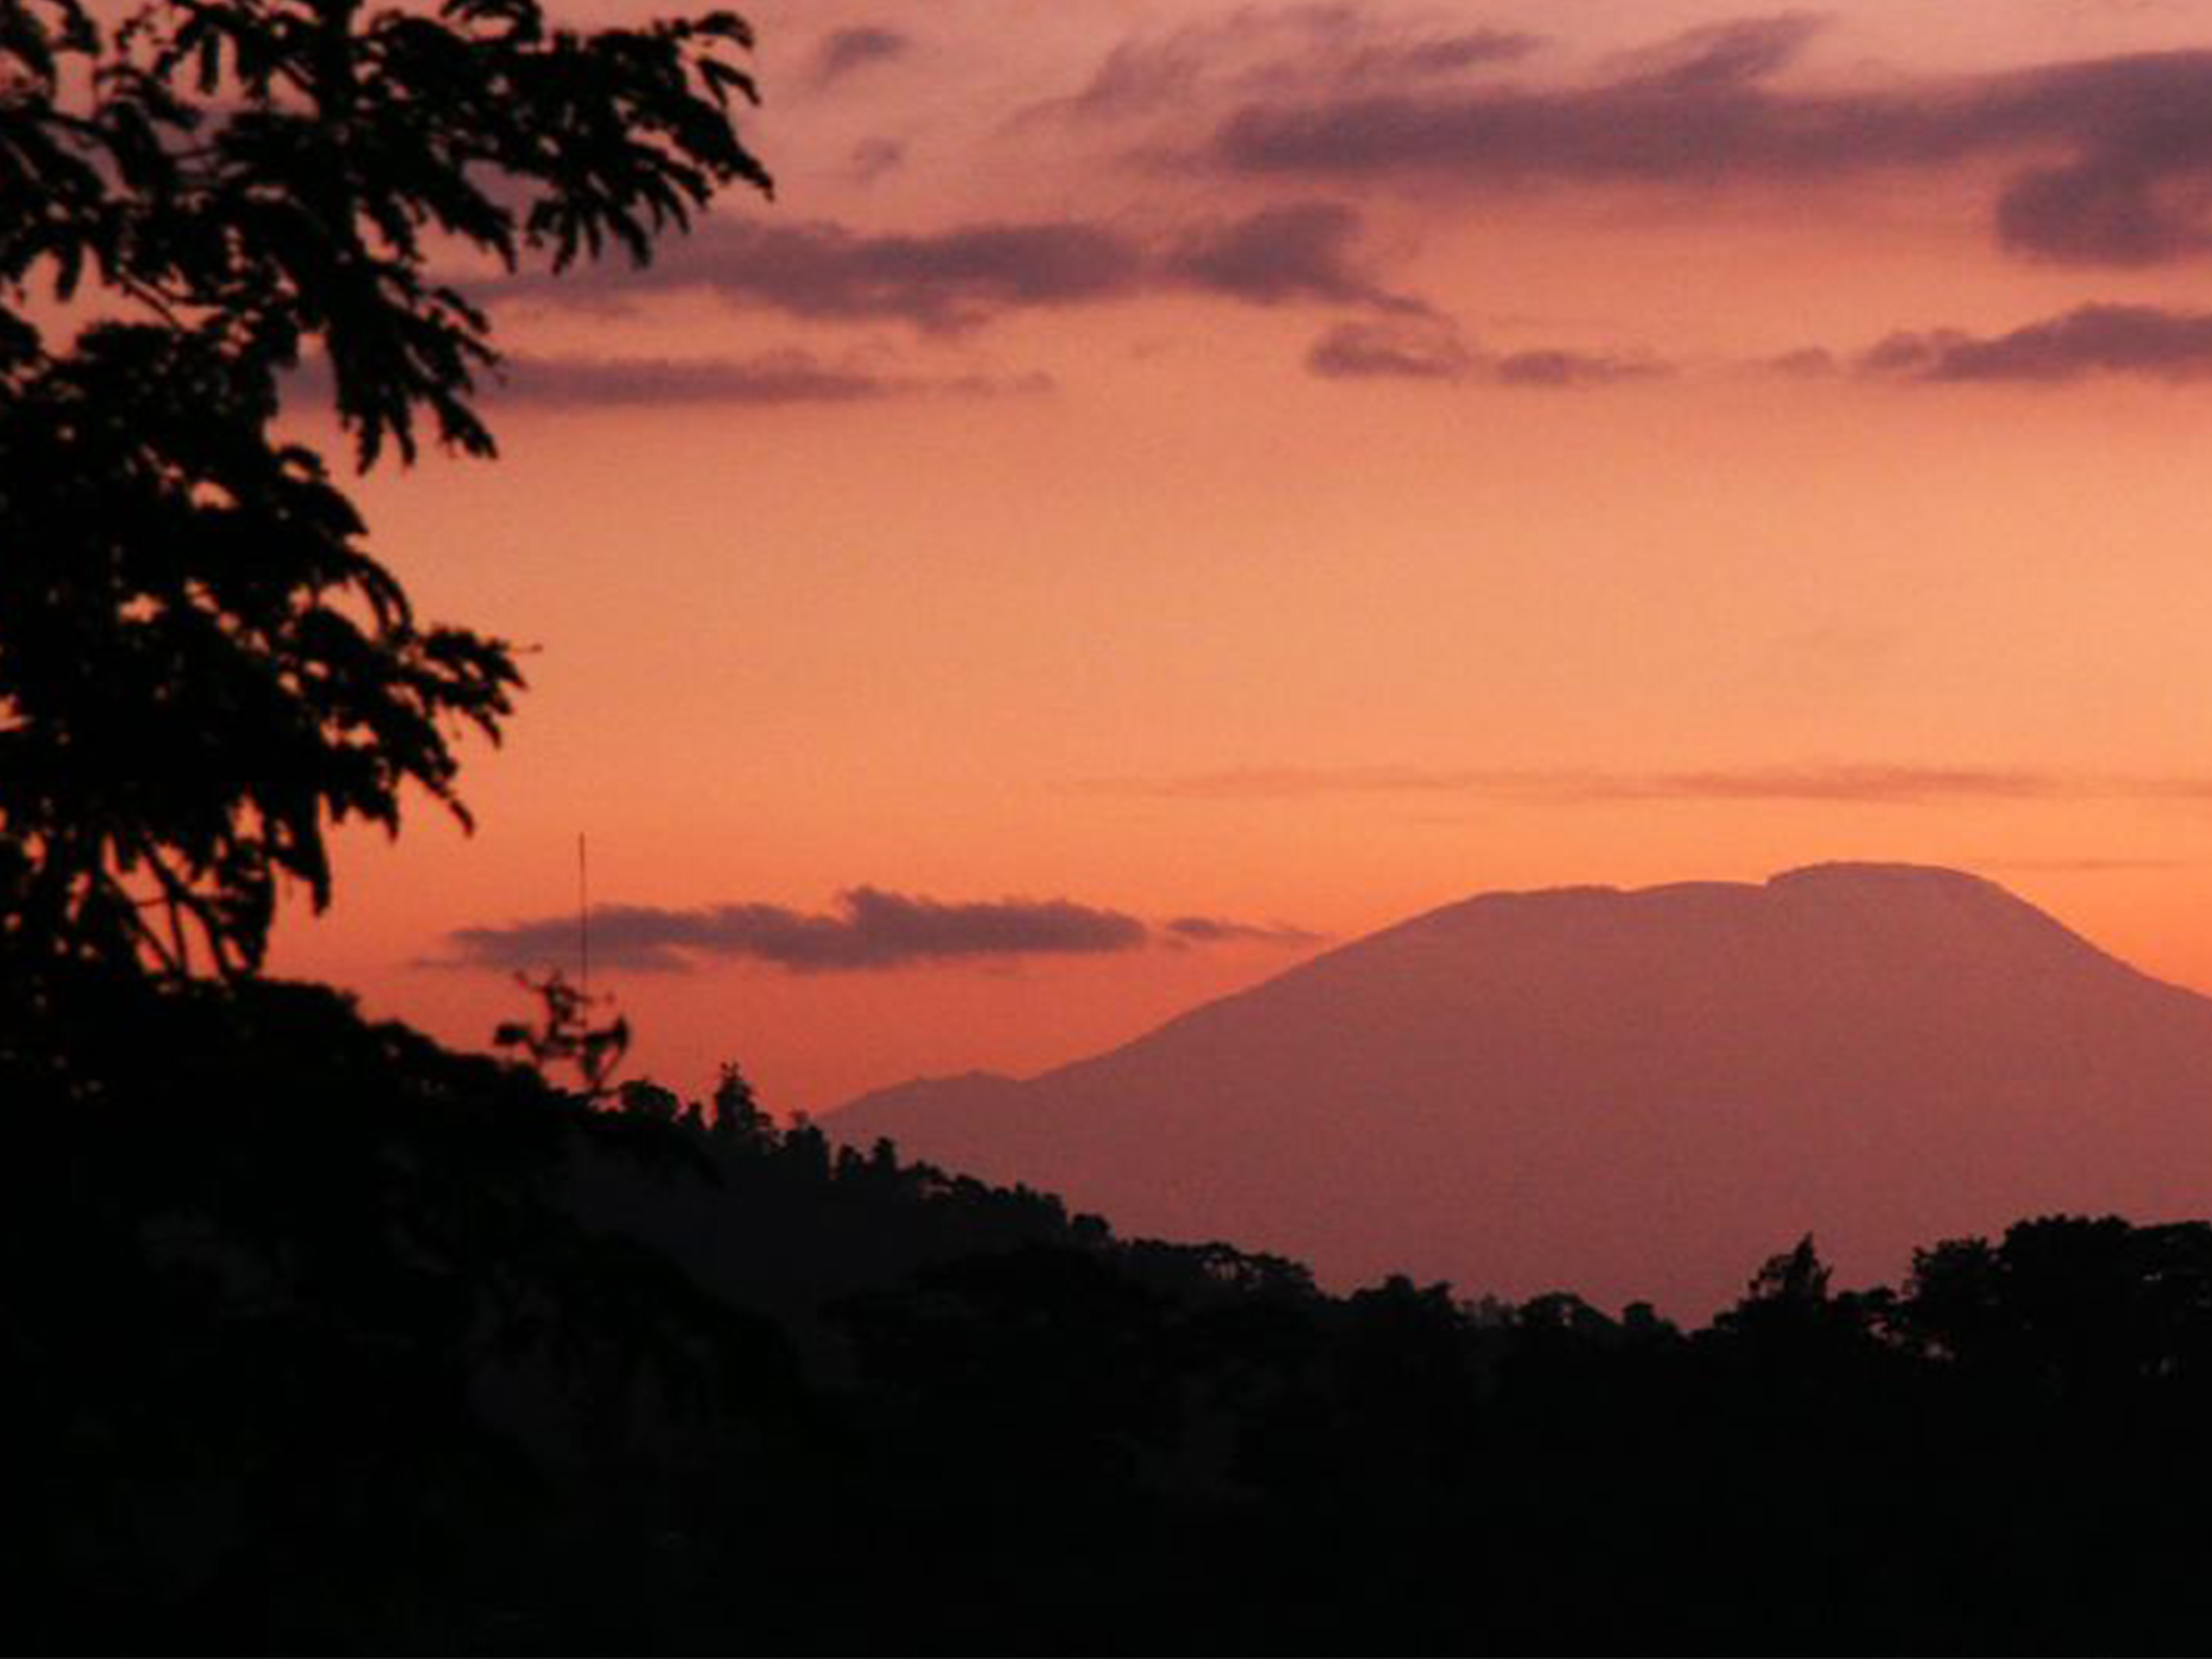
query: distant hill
[{"left": 828, "top": 863, "right": 2212, "bottom": 1314}]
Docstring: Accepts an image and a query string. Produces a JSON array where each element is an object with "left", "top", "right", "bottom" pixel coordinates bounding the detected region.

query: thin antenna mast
[{"left": 578, "top": 831, "right": 590, "bottom": 995}]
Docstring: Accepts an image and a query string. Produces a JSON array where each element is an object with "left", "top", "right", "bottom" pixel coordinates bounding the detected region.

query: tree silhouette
[
  {"left": 0, "top": 0, "right": 770, "bottom": 985},
  {"left": 496, "top": 969, "right": 632, "bottom": 1099}
]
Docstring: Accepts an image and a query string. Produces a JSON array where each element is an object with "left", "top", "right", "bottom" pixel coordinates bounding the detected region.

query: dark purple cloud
[
  {"left": 496, "top": 205, "right": 1414, "bottom": 329},
  {"left": 1166, "top": 201, "right": 1417, "bottom": 309},
  {"left": 491, "top": 351, "right": 890, "bottom": 405},
  {"left": 485, "top": 350, "right": 1050, "bottom": 408},
  {"left": 1338, "top": 29, "right": 1540, "bottom": 86},
  {"left": 1305, "top": 318, "right": 1666, "bottom": 389},
  {"left": 1307, "top": 317, "right": 1473, "bottom": 379},
  {"left": 586, "top": 217, "right": 1146, "bottom": 330},
  {"left": 448, "top": 887, "right": 1315, "bottom": 974},
  {"left": 1984, "top": 56, "right": 2212, "bottom": 265},
  {"left": 1217, "top": 19, "right": 1923, "bottom": 185},
  {"left": 1859, "top": 304, "right": 2212, "bottom": 384},
  {"left": 1028, "top": 7, "right": 1538, "bottom": 127},
  {"left": 1604, "top": 13, "right": 1827, "bottom": 92},
  {"left": 1494, "top": 347, "right": 1669, "bottom": 387},
  {"left": 812, "top": 26, "right": 908, "bottom": 87},
  {"left": 1213, "top": 21, "right": 2212, "bottom": 268}
]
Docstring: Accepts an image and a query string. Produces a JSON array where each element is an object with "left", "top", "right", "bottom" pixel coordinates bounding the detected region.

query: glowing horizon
[{"left": 270, "top": 0, "right": 2212, "bottom": 1113}]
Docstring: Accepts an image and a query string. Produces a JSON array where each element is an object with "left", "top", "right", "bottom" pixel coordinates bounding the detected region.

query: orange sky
[{"left": 268, "top": 0, "right": 2212, "bottom": 1115}]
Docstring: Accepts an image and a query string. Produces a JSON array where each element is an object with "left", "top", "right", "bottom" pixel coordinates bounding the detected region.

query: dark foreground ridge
[{"left": 12, "top": 975, "right": 2212, "bottom": 1654}]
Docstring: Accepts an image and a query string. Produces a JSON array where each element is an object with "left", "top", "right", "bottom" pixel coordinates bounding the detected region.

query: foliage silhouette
[
  {"left": 3, "top": 976, "right": 810, "bottom": 1650},
  {"left": 495, "top": 969, "right": 631, "bottom": 1101},
  {"left": 19, "top": 980, "right": 2212, "bottom": 1653},
  {"left": 0, "top": 0, "right": 769, "bottom": 982}
]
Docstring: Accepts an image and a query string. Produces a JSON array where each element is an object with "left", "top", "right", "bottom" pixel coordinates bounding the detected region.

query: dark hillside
[{"left": 13, "top": 977, "right": 2212, "bottom": 1652}]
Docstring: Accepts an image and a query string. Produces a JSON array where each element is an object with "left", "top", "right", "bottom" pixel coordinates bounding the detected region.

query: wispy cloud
[
  {"left": 1165, "top": 201, "right": 1425, "bottom": 310},
  {"left": 1306, "top": 317, "right": 1668, "bottom": 388},
  {"left": 1022, "top": 5, "right": 1540, "bottom": 129},
  {"left": 1599, "top": 13, "right": 1828, "bottom": 92},
  {"left": 1766, "top": 346, "right": 1841, "bottom": 378},
  {"left": 1859, "top": 304, "right": 2212, "bottom": 384},
  {"left": 1113, "top": 762, "right": 2212, "bottom": 804},
  {"left": 445, "top": 887, "right": 1319, "bottom": 974},
  {"left": 490, "top": 204, "right": 1414, "bottom": 330},
  {"left": 485, "top": 351, "right": 1049, "bottom": 409},
  {"left": 497, "top": 218, "right": 1142, "bottom": 330},
  {"left": 848, "top": 137, "right": 906, "bottom": 184},
  {"left": 1493, "top": 346, "right": 1671, "bottom": 388},
  {"left": 811, "top": 25, "right": 908, "bottom": 88},
  {"left": 1307, "top": 316, "right": 1475, "bottom": 379},
  {"left": 1161, "top": 914, "right": 1326, "bottom": 947}
]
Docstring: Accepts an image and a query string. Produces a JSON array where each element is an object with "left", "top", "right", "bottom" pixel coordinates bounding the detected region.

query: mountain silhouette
[{"left": 828, "top": 863, "right": 2212, "bottom": 1314}]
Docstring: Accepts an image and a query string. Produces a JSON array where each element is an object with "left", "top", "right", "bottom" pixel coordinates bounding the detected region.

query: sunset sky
[{"left": 270, "top": 0, "right": 2212, "bottom": 1115}]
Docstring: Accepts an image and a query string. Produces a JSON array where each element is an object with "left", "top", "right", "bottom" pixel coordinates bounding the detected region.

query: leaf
[{"left": 1, "top": 0, "right": 769, "bottom": 986}]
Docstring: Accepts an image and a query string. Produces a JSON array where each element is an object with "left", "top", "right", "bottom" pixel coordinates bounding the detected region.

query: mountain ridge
[{"left": 829, "top": 863, "right": 2212, "bottom": 1314}]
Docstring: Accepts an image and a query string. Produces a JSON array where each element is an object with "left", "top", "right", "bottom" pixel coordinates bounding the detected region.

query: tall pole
[{"left": 578, "top": 831, "right": 590, "bottom": 996}]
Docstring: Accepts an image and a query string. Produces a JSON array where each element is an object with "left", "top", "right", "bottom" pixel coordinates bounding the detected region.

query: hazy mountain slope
[{"left": 828, "top": 864, "right": 2212, "bottom": 1314}]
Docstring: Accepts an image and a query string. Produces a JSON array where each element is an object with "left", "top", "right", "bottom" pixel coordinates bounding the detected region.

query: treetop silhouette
[{"left": 0, "top": 0, "right": 770, "bottom": 984}]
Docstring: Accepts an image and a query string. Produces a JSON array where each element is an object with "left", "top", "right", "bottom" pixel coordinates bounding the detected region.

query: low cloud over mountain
[{"left": 447, "top": 887, "right": 1316, "bottom": 974}]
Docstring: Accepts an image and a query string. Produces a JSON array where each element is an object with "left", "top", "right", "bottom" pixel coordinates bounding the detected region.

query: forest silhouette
[
  {"left": 10, "top": 0, "right": 2212, "bottom": 1652},
  {"left": 16, "top": 992, "right": 2212, "bottom": 1653}
]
